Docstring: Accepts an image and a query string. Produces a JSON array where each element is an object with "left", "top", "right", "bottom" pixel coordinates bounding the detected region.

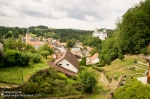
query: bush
[
  {"left": 39, "top": 82, "right": 52, "bottom": 94},
  {"left": 32, "top": 54, "right": 41, "bottom": 63},
  {"left": 92, "top": 65, "right": 104, "bottom": 72},
  {"left": 27, "top": 53, "right": 42, "bottom": 63},
  {"left": 3, "top": 49, "right": 30, "bottom": 67},
  {"left": 70, "top": 76, "right": 78, "bottom": 80},
  {"left": 24, "top": 80, "right": 39, "bottom": 94},
  {"left": 53, "top": 79, "right": 66, "bottom": 87},
  {"left": 73, "top": 82, "right": 82, "bottom": 91},
  {"left": 20, "top": 53, "right": 30, "bottom": 66},
  {"left": 79, "top": 66, "right": 85, "bottom": 72},
  {"left": 57, "top": 73, "right": 67, "bottom": 80}
]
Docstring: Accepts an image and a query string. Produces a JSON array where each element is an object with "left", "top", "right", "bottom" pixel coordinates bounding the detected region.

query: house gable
[
  {"left": 57, "top": 59, "right": 78, "bottom": 73},
  {"left": 48, "top": 49, "right": 79, "bottom": 76}
]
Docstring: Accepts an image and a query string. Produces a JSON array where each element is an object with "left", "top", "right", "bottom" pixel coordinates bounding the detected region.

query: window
[{"left": 66, "top": 64, "right": 69, "bottom": 66}]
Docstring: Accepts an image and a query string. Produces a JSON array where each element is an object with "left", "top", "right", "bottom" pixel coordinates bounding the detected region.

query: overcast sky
[{"left": 0, "top": 0, "right": 142, "bottom": 30}]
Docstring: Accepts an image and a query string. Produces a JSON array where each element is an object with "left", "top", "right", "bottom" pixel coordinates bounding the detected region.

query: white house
[
  {"left": 92, "top": 28, "right": 107, "bottom": 40},
  {"left": 87, "top": 53, "right": 99, "bottom": 65},
  {"left": 48, "top": 49, "right": 79, "bottom": 76}
]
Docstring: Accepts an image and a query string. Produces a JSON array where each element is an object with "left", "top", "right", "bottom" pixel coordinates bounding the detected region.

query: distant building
[
  {"left": 22, "top": 29, "right": 46, "bottom": 50},
  {"left": 92, "top": 28, "right": 107, "bottom": 40}
]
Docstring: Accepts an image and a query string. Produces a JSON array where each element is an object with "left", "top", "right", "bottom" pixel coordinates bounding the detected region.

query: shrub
[
  {"left": 27, "top": 53, "right": 42, "bottom": 63},
  {"left": 32, "top": 54, "right": 41, "bottom": 63},
  {"left": 53, "top": 79, "right": 66, "bottom": 87},
  {"left": 3, "top": 50, "right": 30, "bottom": 67},
  {"left": 39, "top": 82, "right": 52, "bottom": 94},
  {"left": 71, "top": 76, "right": 78, "bottom": 80},
  {"left": 20, "top": 53, "right": 30, "bottom": 66},
  {"left": 57, "top": 73, "right": 67, "bottom": 80},
  {"left": 73, "top": 82, "right": 82, "bottom": 91},
  {"left": 23, "top": 80, "right": 39, "bottom": 94}
]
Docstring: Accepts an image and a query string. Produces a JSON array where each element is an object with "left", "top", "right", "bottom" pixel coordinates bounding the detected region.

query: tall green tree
[
  {"left": 38, "top": 44, "right": 54, "bottom": 59},
  {"left": 78, "top": 69, "right": 98, "bottom": 93}
]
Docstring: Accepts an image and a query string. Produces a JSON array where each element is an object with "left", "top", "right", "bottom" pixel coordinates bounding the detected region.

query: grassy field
[
  {"left": 0, "top": 59, "right": 49, "bottom": 85},
  {"left": 86, "top": 55, "right": 148, "bottom": 99},
  {"left": 102, "top": 55, "right": 148, "bottom": 82}
]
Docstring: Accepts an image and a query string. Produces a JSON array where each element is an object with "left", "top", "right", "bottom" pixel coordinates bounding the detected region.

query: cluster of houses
[
  {"left": 0, "top": 28, "right": 106, "bottom": 77},
  {"left": 21, "top": 30, "right": 100, "bottom": 76}
]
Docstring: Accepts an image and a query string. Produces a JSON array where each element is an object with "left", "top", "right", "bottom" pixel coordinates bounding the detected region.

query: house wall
[
  {"left": 92, "top": 58, "right": 99, "bottom": 64},
  {"left": 93, "top": 32, "right": 107, "bottom": 40},
  {"left": 57, "top": 59, "right": 78, "bottom": 73},
  {"left": 99, "top": 33, "right": 107, "bottom": 40}
]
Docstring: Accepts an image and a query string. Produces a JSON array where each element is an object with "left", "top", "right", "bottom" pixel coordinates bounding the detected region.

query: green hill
[{"left": 99, "top": 0, "right": 150, "bottom": 65}]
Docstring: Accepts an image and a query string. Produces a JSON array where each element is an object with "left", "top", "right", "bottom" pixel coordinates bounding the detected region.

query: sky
[{"left": 0, "top": 0, "right": 143, "bottom": 30}]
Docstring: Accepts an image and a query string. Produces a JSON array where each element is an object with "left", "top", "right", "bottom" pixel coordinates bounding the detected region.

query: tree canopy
[
  {"left": 99, "top": 0, "right": 150, "bottom": 65},
  {"left": 78, "top": 69, "right": 98, "bottom": 93},
  {"left": 114, "top": 79, "right": 150, "bottom": 99}
]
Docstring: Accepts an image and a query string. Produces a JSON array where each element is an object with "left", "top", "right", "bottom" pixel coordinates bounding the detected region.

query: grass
[
  {"left": 101, "top": 55, "right": 148, "bottom": 85},
  {"left": 83, "top": 66, "right": 110, "bottom": 99},
  {"left": 103, "top": 55, "right": 146, "bottom": 73},
  {"left": 0, "top": 59, "right": 49, "bottom": 85},
  {"left": 87, "top": 81, "right": 110, "bottom": 99},
  {"left": 30, "top": 33, "right": 37, "bottom": 37}
]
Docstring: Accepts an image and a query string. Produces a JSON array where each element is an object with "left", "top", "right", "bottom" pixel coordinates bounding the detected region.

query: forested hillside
[
  {"left": 99, "top": 0, "right": 150, "bottom": 65},
  {"left": 0, "top": 25, "right": 114, "bottom": 49}
]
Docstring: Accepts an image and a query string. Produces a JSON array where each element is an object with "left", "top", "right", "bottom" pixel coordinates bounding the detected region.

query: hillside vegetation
[{"left": 99, "top": 0, "right": 150, "bottom": 65}]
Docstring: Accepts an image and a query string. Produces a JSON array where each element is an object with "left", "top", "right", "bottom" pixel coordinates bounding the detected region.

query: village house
[
  {"left": 86, "top": 53, "right": 99, "bottom": 65},
  {"left": 48, "top": 49, "right": 79, "bottom": 76},
  {"left": 81, "top": 48, "right": 91, "bottom": 57},
  {"left": 52, "top": 39, "right": 66, "bottom": 52}
]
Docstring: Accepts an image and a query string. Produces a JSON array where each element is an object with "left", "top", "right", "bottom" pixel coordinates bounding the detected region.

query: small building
[
  {"left": 92, "top": 28, "right": 107, "bottom": 40},
  {"left": 48, "top": 49, "right": 79, "bottom": 76},
  {"left": 86, "top": 53, "right": 99, "bottom": 65},
  {"left": 71, "top": 48, "right": 82, "bottom": 58}
]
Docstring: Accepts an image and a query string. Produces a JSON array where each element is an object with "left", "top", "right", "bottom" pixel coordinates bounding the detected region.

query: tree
[
  {"left": 114, "top": 79, "right": 150, "bottom": 99},
  {"left": 38, "top": 44, "right": 54, "bottom": 59},
  {"left": 118, "top": 54, "right": 125, "bottom": 61},
  {"left": 24, "top": 44, "right": 36, "bottom": 53},
  {"left": 99, "top": 0, "right": 150, "bottom": 65},
  {"left": 66, "top": 38, "right": 76, "bottom": 48},
  {"left": 40, "top": 50, "right": 49, "bottom": 60},
  {"left": 78, "top": 69, "right": 98, "bottom": 93},
  {"left": 78, "top": 57, "right": 86, "bottom": 66}
]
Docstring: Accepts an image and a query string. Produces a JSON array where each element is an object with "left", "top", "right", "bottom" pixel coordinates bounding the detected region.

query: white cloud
[{"left": 0, "top": 0, "right": 143, "bottom": 30}]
